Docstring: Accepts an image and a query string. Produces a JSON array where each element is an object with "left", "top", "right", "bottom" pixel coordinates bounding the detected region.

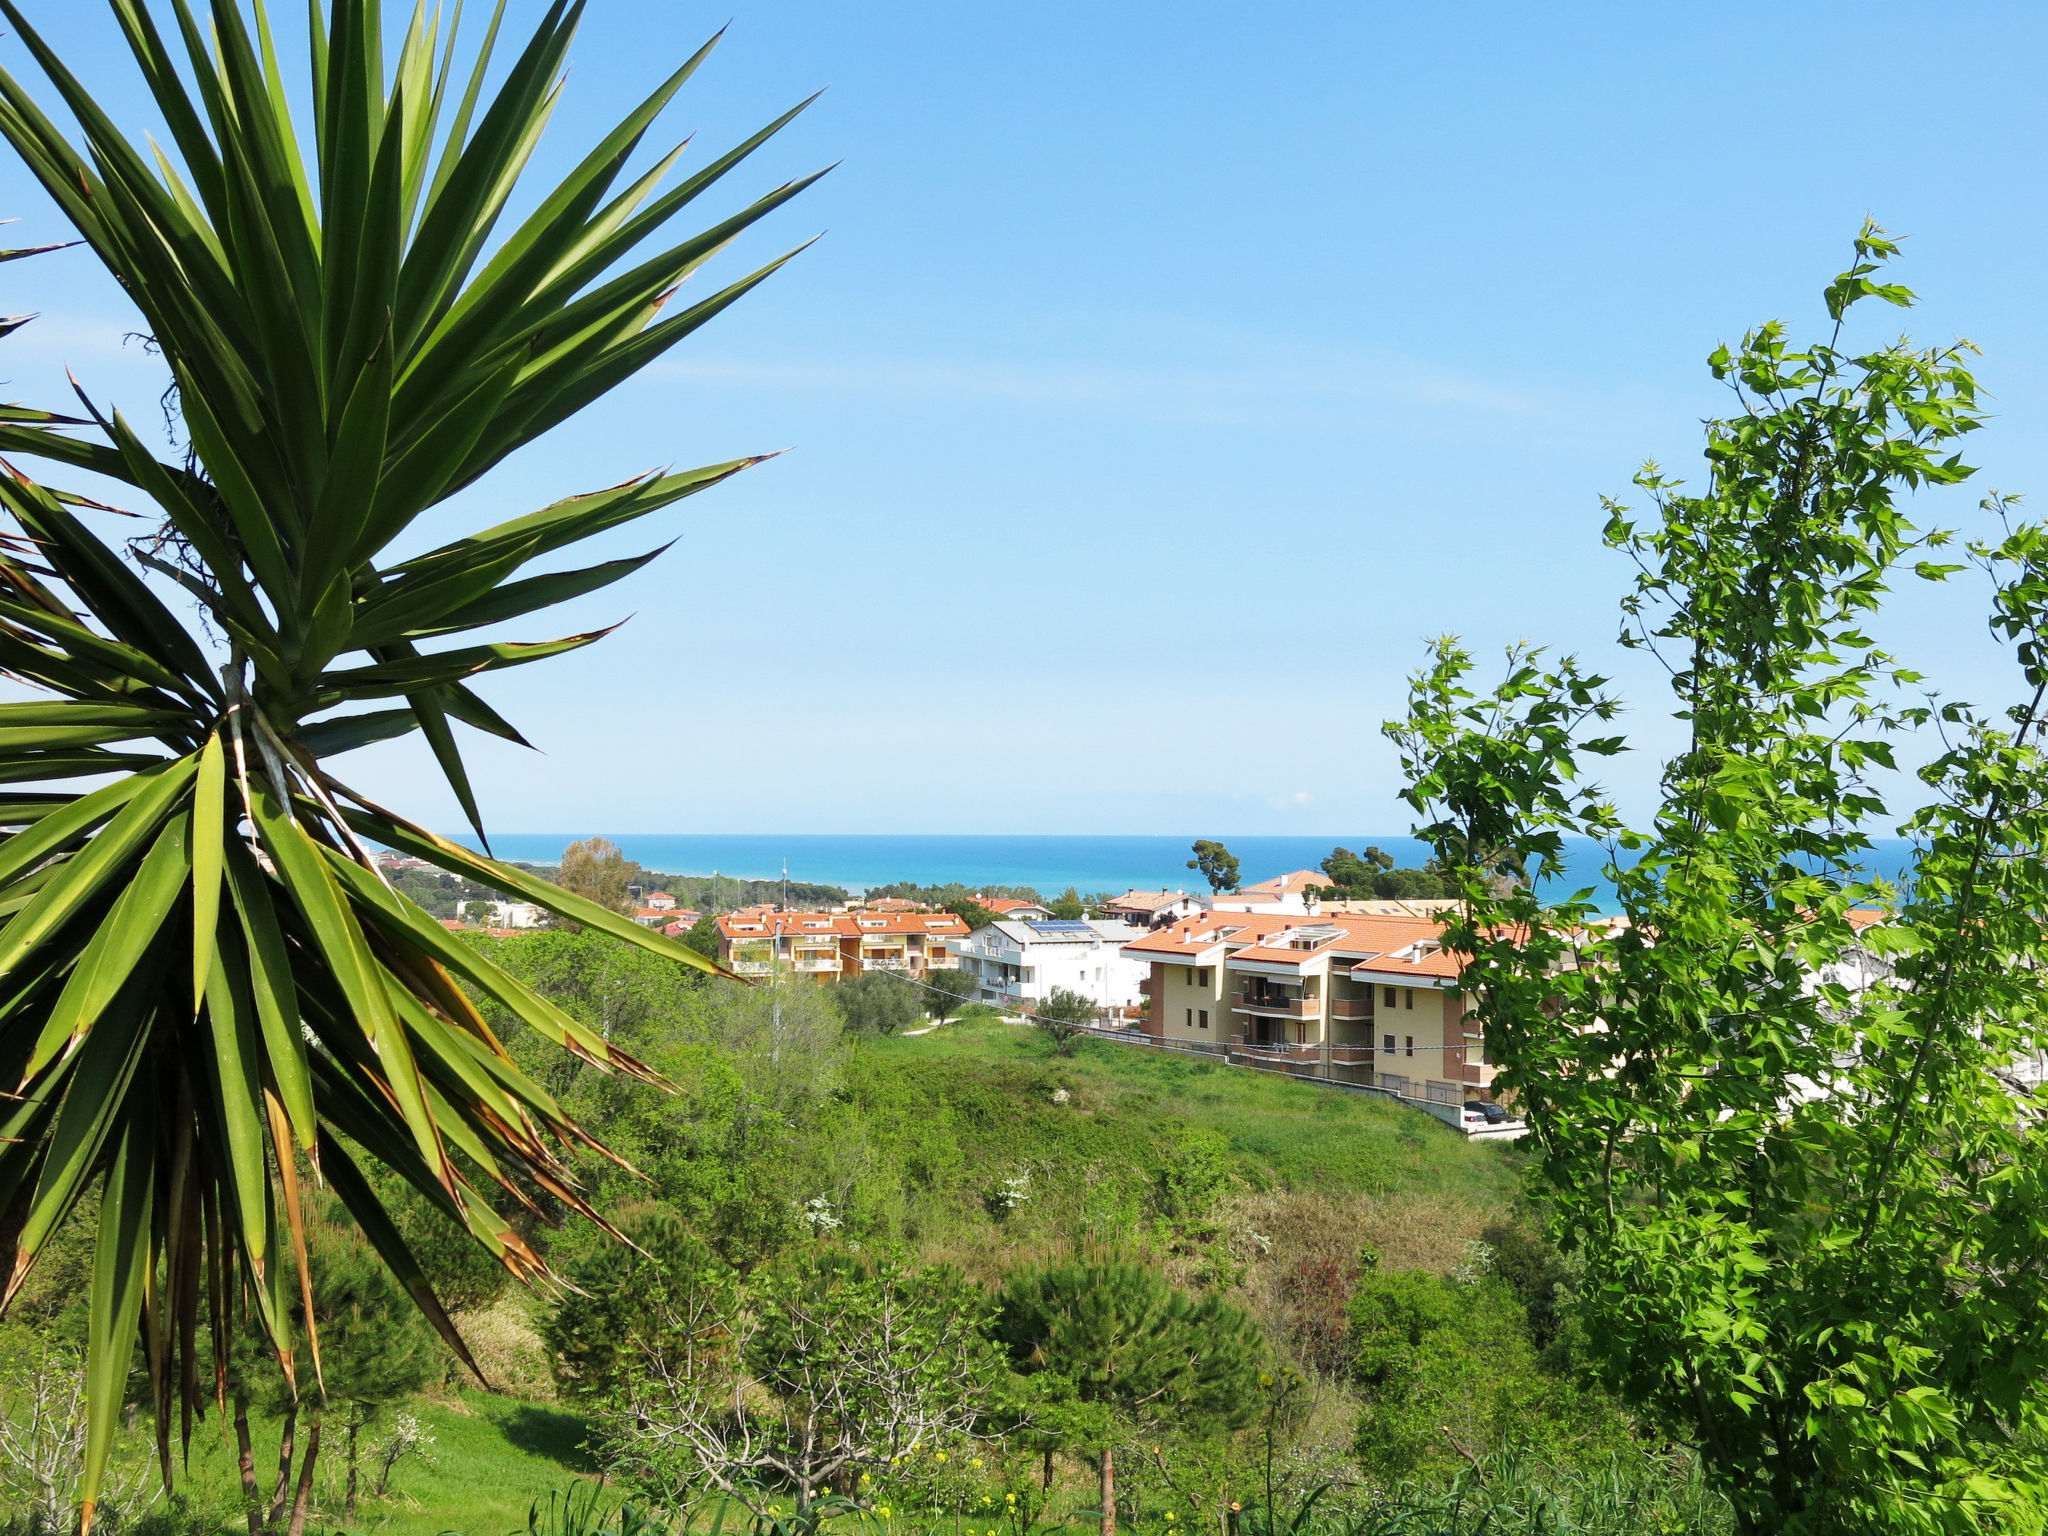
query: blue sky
[{"left": 1, "top": 1, "right": 2044, "bottom": 835}]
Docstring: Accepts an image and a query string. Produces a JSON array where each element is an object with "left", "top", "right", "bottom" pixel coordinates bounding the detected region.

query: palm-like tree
[{"left": 0, "top": 1, "right": 818, "bottom": 1521}]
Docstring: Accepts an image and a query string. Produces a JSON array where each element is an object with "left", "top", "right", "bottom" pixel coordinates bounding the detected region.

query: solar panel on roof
[{"left": 1027, "top": 921, "right": 1095, "bottom": 933}]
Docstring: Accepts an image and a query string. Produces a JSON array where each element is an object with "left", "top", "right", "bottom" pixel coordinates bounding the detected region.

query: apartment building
[
  {"left": 952, "top": 919, "right": 1151, "bottom": 1016},
  {"left": 1122, "top": 909, "right": 1495, "bottom": 1104},
  {"left": 714, "top": 909, "right": 970, "bottom": 981}
]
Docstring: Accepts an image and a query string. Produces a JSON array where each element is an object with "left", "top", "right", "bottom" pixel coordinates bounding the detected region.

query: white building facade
[{"left": 951, "top": 919, "right": 1152, "bottom": 1018}]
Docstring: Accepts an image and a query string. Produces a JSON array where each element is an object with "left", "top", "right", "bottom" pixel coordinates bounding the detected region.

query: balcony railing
[
  {"left": 1327, "top": 997, "right": 1373, "bottom": 1020},
  {"left": 795, "top": 958, "right": 842, "bottom": 972},
  {"left": 730, "top": 960, "right": 773, "bottom": 975},
  {"left": 1229, "top": 1035, "right": 1320, "bottom": 1061},
  {"left": 1232, "top": 991, "right": 1321, "bottom": 1018}
]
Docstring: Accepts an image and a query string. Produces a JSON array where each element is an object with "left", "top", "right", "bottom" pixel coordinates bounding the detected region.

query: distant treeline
[
  {"left": 864, "top": 879, "right": 1046, "bottom": 905},
  {"left": 1311, "top": 845, "right": 1458, "bottom": 900},
  {"left": 518, "top": 863, "right": 849, "bottom": 915},
  {"left": 630, "top": 871, "right": 848, "bottom": 913}
]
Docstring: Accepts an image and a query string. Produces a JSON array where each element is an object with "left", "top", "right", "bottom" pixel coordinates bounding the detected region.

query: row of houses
[
  {"left": 715, "top": 907, "right": 974, "bottom": 978},
  {"left": 707, "top": 870, "right": 1499, "bottom": 1108}
]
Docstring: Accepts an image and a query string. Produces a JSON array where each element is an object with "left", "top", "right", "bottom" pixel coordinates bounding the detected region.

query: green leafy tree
[
  {"left": 1389, "top": 227, "right": 2048, "bottom": 1531},
  {"left": 1033, "top": 986, "right": 1098, "bottom": 1055},
  {"left": 1048, "top": 886, "right": 1087, "bottom": 920},
  {"left": 0, "top": 2, "right": 819, "bottom": 1521},
  {"left": 1186, "top": 841, "right": 1240, "bottom": 894},
  {"left": 679, "top": 912, "right": 722, "bottom": 961},
  {"left": 1314, "top": 845, "right": 1452, "bottom": 901},
  {"left": 993, "top": 1260, "right": 1263, "bottom": 1536},
  {"left": 835, "top": 969, "right": 923, "bottom": 1037},
  {"left": 227, "top": 1216, "right": 440, "bottom": 1536},
  {"left": 544, "top": 1215, "right": 734, "bottom": 1406},
  {"left": 924, "top": 967, "right": 979, "bottom": 1020},
  {"left": 1348, "top": 1261, "right": 1624, "bottom": 1482}
]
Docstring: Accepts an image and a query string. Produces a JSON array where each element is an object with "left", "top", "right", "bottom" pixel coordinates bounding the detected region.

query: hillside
[{"left": 849, "top": 1020, "right": 1522, "bottom": 1277}]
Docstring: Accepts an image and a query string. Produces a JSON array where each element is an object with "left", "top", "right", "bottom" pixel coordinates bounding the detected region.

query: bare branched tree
[{"left": 603, "top": 1254, "right": 1000, "bottom": 1522}]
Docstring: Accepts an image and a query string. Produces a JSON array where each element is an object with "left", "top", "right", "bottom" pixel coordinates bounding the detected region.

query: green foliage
[
  {"left": 946, "top": 896, "right": 1003, "bottom": 930},
  {"left": 1033, "top": 987, "right": 1098, "bottom": 1055},
  {"left": 383, "top": 862, "right": 509, "bottom": 920},
  {"left": 1188, "top": 841, "right": 1241, "bottom": 894},
  {"left": 1349, "top": 1262, "right": 1627, "bottom": 1483},
  {"left": 994, "top": 1259, "right": 1266, "bottom": 1443},
  {"left": 1048, "top": 887, "right": 1088, "bottom": 920},
  {"left": 924, "top": 968, "right": 980, "bottom": 1018},
  {"left": 0, "top": 0, "right": 820, "bottom": 1519},
  {"left": 1311, "top": 847, "right": 1453, "bottom": 901},
  {"left": 835, "top": 970, "right": 926, "bottom": 1037},
  {"left": 545, "top": 1216, "right": 734, "bottom": 1405},
  {"left": 867, "top": 881, "right": 1044, "bottom": 907},
  {"left": 679, "top": 914, "right": 722, "bottom": 961},
  {"left": 1389, "top": 227, "right": 2048, "bottom": 1531},
  {"left": 593, "top": 1244, "right": 1001, "bottom": 1521},
  {"left": 601, "top": 871, "right": 844, "bottom": 915}
]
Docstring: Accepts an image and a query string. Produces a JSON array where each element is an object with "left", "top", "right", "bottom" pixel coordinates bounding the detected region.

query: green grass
[
  {"left": 866, "top": 1017, "right": 1519, "bottom": 1203},
  {"left": 130, "top": 1391, "right": 594, "bottom": 1536}
]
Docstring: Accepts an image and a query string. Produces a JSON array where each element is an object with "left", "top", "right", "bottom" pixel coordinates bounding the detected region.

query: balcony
[
  {"left": 795, "top": 958, "right": 842, "bottom": 973},
  {"left": 1327, "top": 997, "right": 1373, "bottom": 1021},
  {"left": 730, "top": 960, "right": 773, "bottom": 976},
  {"left": 1229, "top": 1035, "right": 1320, "bottom": 1065},
  {"left": 1232, "top": 990, "right": 1321, "bottom": 1018}
]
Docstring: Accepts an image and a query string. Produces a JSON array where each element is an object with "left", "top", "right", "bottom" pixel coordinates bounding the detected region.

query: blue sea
[{"left": 449, "top": 832, "right": 1919, "bottom": 912}]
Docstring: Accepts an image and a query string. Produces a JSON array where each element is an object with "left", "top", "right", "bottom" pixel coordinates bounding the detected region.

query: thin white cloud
[{"left": 642, "top": 331, "right": 1623, "bottom": 436}]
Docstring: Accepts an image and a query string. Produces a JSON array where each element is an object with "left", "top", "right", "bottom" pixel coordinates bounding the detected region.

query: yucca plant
[{"left": 0, "top": 0, "right": 820, "bottom": 1523}]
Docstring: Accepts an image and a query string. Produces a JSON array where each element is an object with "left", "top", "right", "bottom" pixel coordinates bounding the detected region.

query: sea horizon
[{"left": 445, "top": 832, "right": 1923, "bottom": 913}]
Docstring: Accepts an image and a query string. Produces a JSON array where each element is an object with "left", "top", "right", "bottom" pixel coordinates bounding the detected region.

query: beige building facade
[{"left": 1123, "top": 910, "right": 1495, "bottom": 1104}]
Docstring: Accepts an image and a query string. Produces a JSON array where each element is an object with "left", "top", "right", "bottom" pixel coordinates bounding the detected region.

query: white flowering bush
[{"left": 984, "top": 1174, "right": 1031, "bottom": 1218}]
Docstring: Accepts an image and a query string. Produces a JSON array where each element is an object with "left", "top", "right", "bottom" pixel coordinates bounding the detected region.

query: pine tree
[
  {"left": 225, "top": 1218, "right": 438, "bottom": 1535},
  {"left": 994, "top": 1261, "right": 1262, "bottom": 1536}
]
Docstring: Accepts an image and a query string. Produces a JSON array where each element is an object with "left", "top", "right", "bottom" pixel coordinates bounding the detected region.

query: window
[
  {"left": 1404, "top": 1036, "right": 1414, "bottom": 1057},
  {"left": 1198, "top": 967, "right": 1211, "bottom": 986},
  {"left": 1199, "top": 1010, "right": 1209, "bottom": 1030},
  {"left": 1383, "top": 986, "right": 1395, "bottom": 1006},
  {"left": 1383, "top": 1034, "right": 1395, "bottom": 1051},
  {"left": 1187, "top": 966, "right": 1197, "bottom": 986},
  {"left": 1404, "top": 988, "right": 1414, "bottom": 1010},
  {"left": 1185, "top": 1008, "right": 1193, "bottom": 1029}
]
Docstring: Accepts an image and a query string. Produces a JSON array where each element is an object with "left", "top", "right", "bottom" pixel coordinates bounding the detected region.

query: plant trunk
[
  {"left": 1042, "top": 1448, "right": 1054, "bottom": 1490},
  {"left": 344, "top": 1411, "right": 360, "bottom": 1523},
  {"left": 232, "top": 1397, "right": 262, "bottom": 1536},
  {"left": 267, "top": 1404, "right": 298, "bottom": 1530},
  {"left": 286, "top": 1411, "right": 322, "bottom": 1536},
  {"left": 1099, "top": 1445, "right": 1115, "bottom": 1536}
]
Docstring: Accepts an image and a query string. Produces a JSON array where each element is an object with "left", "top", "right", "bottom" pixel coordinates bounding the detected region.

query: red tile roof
[
  {"left": 716, "top": 910, "right": 970, "bottom": 940},
  {"left": 1123, "top": 910, "right": 1468, "bottom": 980}
]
